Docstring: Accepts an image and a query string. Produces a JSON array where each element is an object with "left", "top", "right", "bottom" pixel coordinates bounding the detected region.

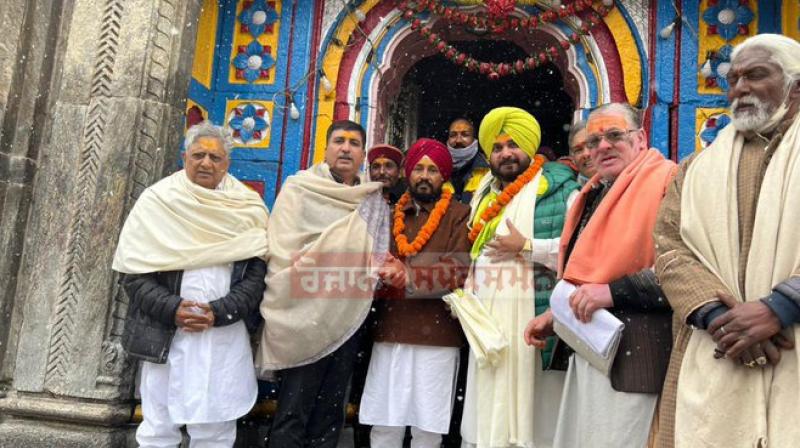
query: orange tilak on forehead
[
  {"left": 190, "top": 136, "right": 225, "bottom": 154},
  {"left": 451, "top": 123, "right": 472, "bottom": 133},
  {"left": 587, "top": 115, "right": 629, "bottom": 134},
  {"left": 342, "top": 131, "right": 361, "bottom": 141},
  {"left": 494, "top": 133, "right": 513, "bottom": 144}
]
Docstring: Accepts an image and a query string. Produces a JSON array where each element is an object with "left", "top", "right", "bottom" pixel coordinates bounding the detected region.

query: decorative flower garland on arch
[
  {"left": 399, "top": 0, "right": 613, "bottom": 80},
  {"left": 394, "top": 190, "right": 454, "bottom": 257},
  {"left": 401, "top": 0, "right": 602, "bottom": 34}
]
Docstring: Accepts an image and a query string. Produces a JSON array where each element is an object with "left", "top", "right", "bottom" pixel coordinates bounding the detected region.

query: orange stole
[{"left": 558, "top": 149, "right": 677, "bottom": 284}]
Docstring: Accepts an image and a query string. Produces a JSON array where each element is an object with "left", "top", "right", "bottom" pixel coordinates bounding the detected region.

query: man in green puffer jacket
[{"left": 457, "top": 107, "right": 578, "bottom": 448}]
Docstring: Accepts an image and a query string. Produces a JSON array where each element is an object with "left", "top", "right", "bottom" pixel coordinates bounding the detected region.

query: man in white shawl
[
  {"left": 448, "top": 107, "right": 578, "bottom": 447},
  {"left": 113, "top": 121, "right": 270, "bottom": 446},
  {"left": 653, "top": 34, "right": 800, "bottom": 448},
  {"left": 258, "top": 120, "right": 400, "bottom": 448}
]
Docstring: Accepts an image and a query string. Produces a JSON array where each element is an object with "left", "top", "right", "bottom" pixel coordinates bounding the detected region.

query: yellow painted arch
[{"left": 603, "top": 8, "right": 643, "bottom": 105}]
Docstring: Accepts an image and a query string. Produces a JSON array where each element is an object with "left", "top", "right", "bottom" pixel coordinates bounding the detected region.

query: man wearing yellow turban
[
  {"left": 448, "top": 107, "right": 579, "bottom": 447},
  {"left": 478, "top": 106, "right": 542, "bottom": 160}
]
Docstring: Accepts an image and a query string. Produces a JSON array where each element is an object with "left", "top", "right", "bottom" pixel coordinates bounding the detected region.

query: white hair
[
  {"left": 184, "top": 121, "right": 234, "bottom": 154},
  {"left": 732, "top": 34, "right": 800, "bottom": 82}
]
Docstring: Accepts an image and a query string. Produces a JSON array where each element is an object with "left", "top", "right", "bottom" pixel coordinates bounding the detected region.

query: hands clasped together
[
  {"left": 378, "top": 253, "right": 408, "bottom": 290},
  {"left": 175, "top": 300, "right": 215, "bottom": 332},
  {"left": 708, "top": 291, "right": 794, "bottom": 369}
]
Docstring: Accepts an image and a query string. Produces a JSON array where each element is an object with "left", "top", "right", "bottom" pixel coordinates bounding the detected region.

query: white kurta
[
  {"left": 359, "top": 342, "right": 460, "bottom": 434},
  {"left": 552, "top": 355, "right": 657, "bottom": 448},
  {"left": 140, "top": 264, "right": 258, "bottom": 424}
]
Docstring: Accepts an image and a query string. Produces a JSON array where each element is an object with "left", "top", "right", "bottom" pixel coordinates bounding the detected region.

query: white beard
[
  {"left": 731, "top": 85, "right": 792, "bottom": 133},
  {"left": 731, "top": 95, "right": 774, "bottom": 132}
]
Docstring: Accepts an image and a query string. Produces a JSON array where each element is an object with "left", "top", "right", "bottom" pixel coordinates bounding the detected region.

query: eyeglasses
[{"left": 584, "top": 129, "right": 639, "bottom": 150}]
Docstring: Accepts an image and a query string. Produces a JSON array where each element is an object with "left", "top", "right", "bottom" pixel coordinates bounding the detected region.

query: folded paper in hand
[{"left": 550, "top": 280, "right": 624, "bottom": 376}]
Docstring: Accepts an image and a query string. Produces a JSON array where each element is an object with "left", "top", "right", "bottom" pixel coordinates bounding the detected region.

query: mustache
[
  {"left": 337, "top": 154, "right": 354, "bottom": 161},
  {"left": 413, "top": 180, "right": 434, "bottom": 189}
]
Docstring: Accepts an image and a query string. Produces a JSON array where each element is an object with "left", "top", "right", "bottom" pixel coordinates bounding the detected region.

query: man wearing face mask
[
  {"left": 446, "top": 118, "right": 489, "bottom": 204},
  {"left": 652, "top": 34, "right": 800, "bottom": 448}
]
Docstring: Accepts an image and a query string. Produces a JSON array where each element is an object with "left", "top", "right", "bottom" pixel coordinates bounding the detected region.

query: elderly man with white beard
[{"left": 653, "top": 34, "right": 800, "bottom": 447}]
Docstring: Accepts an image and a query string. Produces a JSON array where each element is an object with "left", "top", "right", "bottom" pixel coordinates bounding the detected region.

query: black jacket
[{"left": 120, "top": 258, "right": 267, "bottom": 364}]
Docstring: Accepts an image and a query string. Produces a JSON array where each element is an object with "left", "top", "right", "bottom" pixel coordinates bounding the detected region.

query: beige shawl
[
  {"left": 677, "top": 114, "right": 800, "bottom": 447},
  {"left": 112, "top": 170, "right": 269, "bottom": 274},
  {"left": 455, "top": 170, "right": 557, "bottom": 447},
  {"left": 256, "top": 163, "right": 389, "bottom": 370}
]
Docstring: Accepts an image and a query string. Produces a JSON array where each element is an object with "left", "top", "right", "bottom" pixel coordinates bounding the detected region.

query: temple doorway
[{"left": 386, "top": 40, "right": 576, "bottom": 157}]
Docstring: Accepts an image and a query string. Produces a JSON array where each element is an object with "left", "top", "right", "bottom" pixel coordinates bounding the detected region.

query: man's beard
[
  {"left": 731, "top": 90, "right": 791, "bottom": 133},
  {"left": 732, "top": 95, "right": 775, "bottom": 132},
  {"left": 409, "top": 180, "right": 442, "bottom": 203},
  {"left": 490, "top": 157, "right": 531, "bottom": 183}
]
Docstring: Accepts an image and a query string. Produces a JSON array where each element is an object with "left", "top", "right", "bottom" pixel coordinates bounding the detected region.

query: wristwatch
[{"left": 522, "top": 238, "right": 533, "bottom": 253}]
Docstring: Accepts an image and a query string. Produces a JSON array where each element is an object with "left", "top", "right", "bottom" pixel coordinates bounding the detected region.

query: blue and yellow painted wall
[{"left": 186, "top": 0, "right": 800, "bottom": 207}]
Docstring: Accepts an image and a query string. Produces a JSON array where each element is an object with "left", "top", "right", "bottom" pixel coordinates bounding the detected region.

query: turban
[
  {"left": 404, "top": 138, "right": 453, "bottom": 181},
  {"left": 368, "top": 144, "right": 404, "bottom": 166},
  {"left": 478, "top": 107, "right": 541, "bottom": 159}
]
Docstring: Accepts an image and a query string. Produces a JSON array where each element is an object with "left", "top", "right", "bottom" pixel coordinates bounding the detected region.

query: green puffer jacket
[{"left": 532, "top": 162, "right": 580, "bottom": 367}]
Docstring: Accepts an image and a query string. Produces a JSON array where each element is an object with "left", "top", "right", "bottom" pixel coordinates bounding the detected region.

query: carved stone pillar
[{"left": 0, "top": 0, "right": 201, "bottom": 445}]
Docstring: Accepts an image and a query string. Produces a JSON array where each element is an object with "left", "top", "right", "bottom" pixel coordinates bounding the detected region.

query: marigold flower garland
[
  {"left": 394, "top": 190, "right": 453, "bottom": 257},
  {"left": 468, "top": 154, "right": 547, "bottom": 242},
  {"left": 400, "top": 0, "right": 613, "bottom": 80}
]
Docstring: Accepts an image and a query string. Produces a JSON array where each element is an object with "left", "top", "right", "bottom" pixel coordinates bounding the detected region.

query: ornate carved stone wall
[{"left": 0, "top": 0, "right": 202, "bottom": 445}]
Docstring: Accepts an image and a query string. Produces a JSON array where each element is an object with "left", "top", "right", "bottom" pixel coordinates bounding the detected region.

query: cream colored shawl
[
  {"left": 676, "top": 114, "right": 800, "bottom": 448},
  {"left": 112, "top": 170, "right": 269, "bottom": 274},
  {"left": 256, "top": 163, "right": 389, "bottom": 370},
  {"left": 455, "top": 170, "right": 556, "bottom": 447}
]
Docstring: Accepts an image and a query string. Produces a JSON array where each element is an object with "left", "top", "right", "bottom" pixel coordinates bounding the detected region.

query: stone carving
[
  {"left": 45, "top": 0, "right": 125, "bottom": 390},
  {"left": 144, "top": 0, "right": 176, "bottom": 101},
  {"left": 96, "top": 0, "right": 181, "bottom": 388}
]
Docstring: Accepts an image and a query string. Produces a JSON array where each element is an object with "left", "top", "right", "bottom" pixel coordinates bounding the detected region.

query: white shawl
[
  {"left": 676, "top": 114, "right": 800, "bottom": 447},
  {"left": 455, "top": 170, "right": 557, "bottom": 447},
  {"left": 256, "top": 163, "right": 389, "bottom": 370},
  {"left": 112, "top": 170, "right": 269, "bottom": 274}
]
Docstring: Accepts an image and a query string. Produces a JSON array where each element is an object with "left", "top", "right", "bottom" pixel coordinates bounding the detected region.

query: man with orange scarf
[
  {"left": 524, "top": 103, "right": 677, "bottom": 448},
  {"left": 359, "top": 138, "right": 471, "bottom": 448}
]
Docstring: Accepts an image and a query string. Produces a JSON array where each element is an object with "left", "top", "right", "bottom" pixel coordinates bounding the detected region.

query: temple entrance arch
[
  {"left": 313, "top": 1, "right": 645, "bottom": 163},
  {"left": 387, "top": 40, "right": 576, "bottom": 156}
]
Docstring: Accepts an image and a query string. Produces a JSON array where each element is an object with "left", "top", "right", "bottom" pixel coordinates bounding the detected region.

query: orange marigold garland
[
  {"left": 468, "top": 154, "right": 547, "bottom": 242},
  {"left": 394, "top": 190, "right": 453, "bottom": 257}
]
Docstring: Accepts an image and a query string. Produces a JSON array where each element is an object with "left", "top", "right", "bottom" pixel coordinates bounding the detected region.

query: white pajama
[
  {"left": 136, "top": 264, "right": 258, "bottom": 447},
  {"left": 552, "top": 355, "right": 657, "bottom": 448},
  {"left": 359, "top": 342, "right": 460, "bottom": 434},
  {"left": 371, "top": 424, "right": 443, "bottom": 448}
]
